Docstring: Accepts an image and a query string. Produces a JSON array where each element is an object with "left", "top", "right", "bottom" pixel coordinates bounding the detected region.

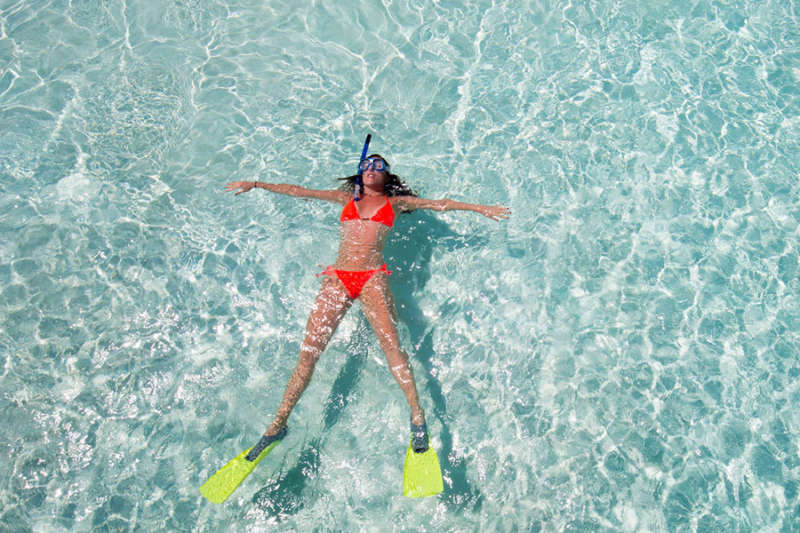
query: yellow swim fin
[
  {"left": 200, "top": 429, "right": 285, "bottom": 504},
  {"left": 402, "top": 441, "right": 443, "bottom": 498}
]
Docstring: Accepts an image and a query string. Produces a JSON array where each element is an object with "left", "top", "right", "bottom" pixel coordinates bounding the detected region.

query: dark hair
[{"left": 337, "top": 154, "right": 417, "bottom": 198}]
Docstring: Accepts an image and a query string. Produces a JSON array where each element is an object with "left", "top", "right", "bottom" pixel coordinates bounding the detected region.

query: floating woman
[{"left": 201, "top": 138, "right": 510, "bottom": 502}]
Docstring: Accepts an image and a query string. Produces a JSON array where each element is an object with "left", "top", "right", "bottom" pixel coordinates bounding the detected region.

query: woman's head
[{"left": 339, "top": 154, "right": 417, "bottom": 197}]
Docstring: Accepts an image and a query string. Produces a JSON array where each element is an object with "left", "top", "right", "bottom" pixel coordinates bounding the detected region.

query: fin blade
[
  {"left": 200, "top": 441, "right": 280, "bottom": 504},
  {"left": 403, "top": 442, "right": 444, "bottom": 498}
]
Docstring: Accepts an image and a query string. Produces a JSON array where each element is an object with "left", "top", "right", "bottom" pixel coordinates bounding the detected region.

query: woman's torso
[{"left": 333, "top": 195, "right": 394, "bottom": 270}]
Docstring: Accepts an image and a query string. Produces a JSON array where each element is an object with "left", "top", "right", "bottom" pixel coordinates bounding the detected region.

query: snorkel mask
[{"left": 358, "top": 157, "right": 389, "bottom": 172}]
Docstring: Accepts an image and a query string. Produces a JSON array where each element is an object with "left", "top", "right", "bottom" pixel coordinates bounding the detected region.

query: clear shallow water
[{"left": 1, "top": 0, "right": 799, "bottom": 530}]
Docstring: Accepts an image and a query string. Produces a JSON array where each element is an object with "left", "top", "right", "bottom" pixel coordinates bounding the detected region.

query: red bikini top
[{"left": 340, "top": 196, "right": 395, "bottom": 227}]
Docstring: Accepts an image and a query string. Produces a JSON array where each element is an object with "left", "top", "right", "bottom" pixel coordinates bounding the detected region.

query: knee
[
  {"left": 382, "top": 343, "right": 408, "bottom": 364},
  {"left": 297, "top": 342, "right": 322, "bottom": 369},
  {"left": 389, "top": 358, "right": 414, "bottom": 384},
  {"left": 376, "top": 331, "right": 403, "bottom": 356}
]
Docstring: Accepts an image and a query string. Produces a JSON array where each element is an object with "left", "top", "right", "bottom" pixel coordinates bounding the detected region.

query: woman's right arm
[{"left": 225, "top": 181, "right": 348, "bottom": 204}]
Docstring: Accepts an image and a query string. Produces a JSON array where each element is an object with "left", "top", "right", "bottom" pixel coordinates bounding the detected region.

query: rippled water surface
[{"left": 2, "top": 0, "right": 799, "bottom": 531}]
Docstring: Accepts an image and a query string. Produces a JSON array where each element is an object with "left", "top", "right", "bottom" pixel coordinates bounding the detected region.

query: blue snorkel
[{"left": 355, "top": 134, "right": 371, "bottom": 202}]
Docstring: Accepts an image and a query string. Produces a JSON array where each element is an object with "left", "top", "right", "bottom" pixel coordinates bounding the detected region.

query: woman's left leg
[{"left": 359, "top": 273, "right": 425, "bottom": 425}]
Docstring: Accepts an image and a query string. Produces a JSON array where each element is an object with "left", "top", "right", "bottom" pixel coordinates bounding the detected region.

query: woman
[{"left": 225, "top": 154, "right": 510, "bottom": 461}]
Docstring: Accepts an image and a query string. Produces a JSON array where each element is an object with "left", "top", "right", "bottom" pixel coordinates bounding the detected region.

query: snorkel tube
[{"left": 355, "top": 134, "right": 371, "bottom": 202}]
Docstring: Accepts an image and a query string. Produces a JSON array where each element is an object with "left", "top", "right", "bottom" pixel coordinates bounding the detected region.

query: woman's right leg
[{"left": 262, "top": 276, "right": 352, "bottom": 436}]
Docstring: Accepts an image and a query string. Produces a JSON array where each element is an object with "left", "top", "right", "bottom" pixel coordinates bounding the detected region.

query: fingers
[
  {"left": 484, "top": 205, "right": 511, "bottom": 221},
  {"left": 225, "top": 181, "right": 252, "bottom": 195}
]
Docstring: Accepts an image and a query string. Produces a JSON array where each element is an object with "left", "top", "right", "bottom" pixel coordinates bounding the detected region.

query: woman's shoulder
[{"left": 388, "top": 194, "right": 424, "bottom": 213}]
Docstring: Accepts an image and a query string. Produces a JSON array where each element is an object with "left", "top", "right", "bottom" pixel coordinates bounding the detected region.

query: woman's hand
[
  {"left": 477, "top": 204, "right": 511, "bottom": 221},
  {"left": 225, "top": 181, "right": 256, "bottom": 195}
]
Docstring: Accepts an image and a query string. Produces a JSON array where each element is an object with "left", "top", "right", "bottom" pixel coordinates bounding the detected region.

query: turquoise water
[{"left": 2, "top": 0, "right": 799, "bottom": 530}]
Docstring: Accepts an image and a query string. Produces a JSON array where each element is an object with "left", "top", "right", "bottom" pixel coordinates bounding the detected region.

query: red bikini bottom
[{"left": 318, "top": 264, "right": 391, "bottom": 299}]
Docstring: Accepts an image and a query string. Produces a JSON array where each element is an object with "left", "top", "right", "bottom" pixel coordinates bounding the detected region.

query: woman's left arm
[{"left": 395, "top": 197, "right": 511, "bottom": 221}]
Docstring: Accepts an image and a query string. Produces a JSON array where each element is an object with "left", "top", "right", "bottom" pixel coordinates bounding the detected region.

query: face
[{"left": 359, "top": 157, "right": 389, "bottom": 188}]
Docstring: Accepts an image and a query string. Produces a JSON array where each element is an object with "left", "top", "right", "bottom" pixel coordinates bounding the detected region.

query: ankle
[{"left": 265, "top": 423, "right": 284, "bottom": 437}]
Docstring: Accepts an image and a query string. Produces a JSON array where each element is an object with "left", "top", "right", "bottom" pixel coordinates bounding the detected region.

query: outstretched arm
[
  {"left": 225, "top": 181, "right": 348, "bottom": 204},
  {"left": 394, "top": 196, "right": 511, "bottom": 221}
]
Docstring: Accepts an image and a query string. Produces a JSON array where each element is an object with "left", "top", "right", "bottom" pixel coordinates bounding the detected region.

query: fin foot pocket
[
  {"left": 245, "top": 426, "right": 288, "bottom": 462},
  {"left": 410, "top": 421, "right": 429, "bottom": 453}
]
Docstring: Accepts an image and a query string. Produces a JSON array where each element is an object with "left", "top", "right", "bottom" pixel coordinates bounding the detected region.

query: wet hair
[{"left": 337, "top": 154, "right": 417, "bottom": 198}]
